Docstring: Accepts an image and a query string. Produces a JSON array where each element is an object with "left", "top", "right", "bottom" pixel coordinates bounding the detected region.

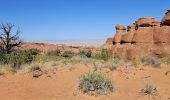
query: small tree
[{"left": 0, "top": 23, "right": 22, "bottom": 54}]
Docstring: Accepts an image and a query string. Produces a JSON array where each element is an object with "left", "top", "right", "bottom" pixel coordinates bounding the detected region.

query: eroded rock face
[
  {"left": 135, "top": 17, "right": 157, "bottom": 27},
  {"left": 113, "top": 25, "right": 126, "bottom": 44},
  {"left": 132, "top": 27, "right": 153, "bottom": 43},
  {"left": 104, "top": 9, "right": 170, "bottom": 60},
  {"left": 121, "top": 25, "right": 136, "bottom": 43},
  {"left": 162, "top": 9, "right": 170, "bottom": 26}
]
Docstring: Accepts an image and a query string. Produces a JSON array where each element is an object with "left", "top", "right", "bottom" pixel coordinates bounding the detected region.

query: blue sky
[{"left": 0, "top": 0, "right": 169, "bottom": 41}]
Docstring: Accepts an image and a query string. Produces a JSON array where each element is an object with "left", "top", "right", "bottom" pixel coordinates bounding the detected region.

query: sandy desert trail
[{"left": 0, "top": 64, "right": 170, "bottom": 100}]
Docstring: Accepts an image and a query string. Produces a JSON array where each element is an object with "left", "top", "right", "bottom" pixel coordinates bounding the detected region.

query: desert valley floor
[{"left": 0, "top": 64, "right": 169, "bottom": 100}]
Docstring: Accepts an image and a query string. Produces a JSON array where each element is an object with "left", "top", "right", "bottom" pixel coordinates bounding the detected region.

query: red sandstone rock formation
[
  {"left": 104, "top": 9, "right": 170, "bottom": 59},
  {"left": 162, "top": 9, "right": 170, "bottom": 26},
  {"left": 113, "top": 25, "right": 126, "bottom": 44}
]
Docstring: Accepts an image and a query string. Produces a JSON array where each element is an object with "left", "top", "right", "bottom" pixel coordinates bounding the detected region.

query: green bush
[
  {"left": 0, "top": 49, "right": 39, "bottom": 69},
  {"left": 79, "top": 71, "right": 114, "bottom": 95},
  {"left": 29, "top": 48, "right": 40, "bottom": 55},
  {"left": 62, "top": 51, "right": 74, "bottom": 58},
  {"left": 47, "top": 50, "right": 61, "bottom": 56},
  {"left": 93, "top": 49, "right": 110, "bottom": 61},
  {"left": 79, "top": 50, "right": 92, "bottom": 58}
]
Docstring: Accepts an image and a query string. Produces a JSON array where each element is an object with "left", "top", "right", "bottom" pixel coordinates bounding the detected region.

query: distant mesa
[{"left": 104, "top": 9, "right": 170, "bottom": 59}]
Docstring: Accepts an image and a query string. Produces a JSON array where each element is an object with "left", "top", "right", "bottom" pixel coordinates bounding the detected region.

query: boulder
[
  {"left": 135, "top": 17, "right": 157, "bottom": 27},
  {"left": 121, "top": 25, "right": 136, "bottom": 43},
  {"left": 162, "top": 9, "right": 170, "bottom": 26},
  {"left": 115, "top": 24, "right": 126, "bottom": 30},
  {"left": 113, "top": 25, "right": 126, "bottom": 44}
]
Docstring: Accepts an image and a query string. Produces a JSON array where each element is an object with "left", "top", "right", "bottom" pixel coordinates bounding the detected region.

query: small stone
[{"left": 32, "top": 70, "right": 42, "bottom": 78}]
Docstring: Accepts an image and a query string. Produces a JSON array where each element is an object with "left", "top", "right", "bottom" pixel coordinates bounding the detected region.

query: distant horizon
[
  {"left": 24, "top": 38, "right": 106, "bottom": 47},
  {"left": 0, "top": 0, "right": 169, "bottom": 41}
]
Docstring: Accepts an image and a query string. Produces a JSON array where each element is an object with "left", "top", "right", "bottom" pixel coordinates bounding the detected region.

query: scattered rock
[
  {"left": 46, "top": 75, "right": 51, "bottom": 77},
  {"left": 143, "top": 76, "right": 151, "bottom": 79},
  {"left": 32, "top": 70, "right": 42, "bottom": 78},
  {"left": 165, "top": 71, "right": 170, "bottom": 76},
  {"left": 32, "top": 66, "right": 43, "bottom": 78},
  {"left": 0, "top": 72, "right": 4, "bottom": 76}
]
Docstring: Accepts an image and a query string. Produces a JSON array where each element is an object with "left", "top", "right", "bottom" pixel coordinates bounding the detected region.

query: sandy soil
[{"left": 0, "top": 64, "right": 170, "bottom": 100}]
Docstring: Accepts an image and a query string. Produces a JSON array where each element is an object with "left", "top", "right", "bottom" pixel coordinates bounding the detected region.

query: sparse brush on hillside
[
  {"left": 141, "top": 56, "right": 161, "bottom": 68},
  {"left": 140, "top": 83, "right": 160, "bottom": 100},
  {"left": 161, "top": 56, "right": 170, "bottom": 64},
  {"left": 0, "top": 49, "right": 39, "bottom": 69},
  {"left": 62, "top": 51, "right": 74, "bottom": 58},
  {"left": 47, "top": 50, "right": 61, "bottom": 56},
  {"left": 131, "top": 58, "right": 141, "bottom": 68},
  {"left": 79, "top": 71, "right": 114, "bottom": 95},
  {"left": 79, "top": 50, "right": 92, "bottom": 58},
  {"left": 107, "top": 58, "right": 121, "bottom": 71},
  {"left": 93, "top": 49, "right": 110, "bottom": 61}
]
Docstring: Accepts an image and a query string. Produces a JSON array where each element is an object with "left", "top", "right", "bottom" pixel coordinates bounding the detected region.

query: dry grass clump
[
  {"left": 79, "top": 71, "right": 114, "bottom": 95},
  {"left": 161, "top": 56, "right": 170, "bottom": 64},
  {"left": 140, "top": 83, "right": 161, "bottom": 100},
  {"left": 142, "top": 83, "right": 157, "bottom": 95},
  {"left": 105, "top": 58, "right": 121, "bottom": 71},
  {"left": 141, "top": 56, "right": 161, "bottom": 68}
]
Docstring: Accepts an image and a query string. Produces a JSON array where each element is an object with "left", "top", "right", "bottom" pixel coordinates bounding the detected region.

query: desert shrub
[
  {"left": 101, "top": 49, "right": 110, "bottom": 61},
  {"left": 79, "top": 71, "right": 114, "bottom": 95},
  {"left": 70, "top": 56, "right": 90, "bottom": 64},
  {"left": 62, "top": 51, "right": 74, "bottom": 58},
  {"left": 93, "top": 62, "right": 103, "bottom": 71},
  {"left": 161, "top": 56, "right": 170, "bottom": 64},
  {"left": 0, "top": 52, "right": 5, "bottom": 64},
  {"left": 113, "top": 53, "right": 120, "bottom": 60},
  {"left": 104, "top": 58, "right": 121, "bottom": 71},
  {"left": 29, "top": 48, "right": 40, "bottom": 55},
  {"left": 131, "top": 58, "right": 141, "bottom": 68},
  {"left": 79, "top": 50, "right": 92, "bottom": 58},
  {"left": 141, "top": 56, "right": 161, "bottom": 68},
  {"left": 107, "top": 63, "right": 117, "bottom": 71},
  {"left": 0, "top": 49, "right": 37, "bottom": 64},
  {"left": 34, "top": 54, "right": 48, "bottom": 63},
  {"left": 93, "top": 49, "right": 110, "bottom": 61},
  {"left": 141, "top": 83, "right": 157, "bottom": 95},
  {"left": 47, "top": 49, "right": 61, "bottom": 56},
  {"left": 0, "top": 49, "right": 39, "bottom": 69}
]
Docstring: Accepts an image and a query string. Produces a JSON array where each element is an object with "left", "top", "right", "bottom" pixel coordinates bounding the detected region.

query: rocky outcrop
[
  {"left": 121, "top": 25, "right": 136, "bottom": 43},
  {"left": 162, "top": 9, "right": 170, "bottom": 26},
  {"left": 104, "top": 9, "right": 170, "bottom": 60},
  {"left": 113, "top": 25, "right": 126, "bottom": 44},
  {"left": 135, "top": 17, "right": 158, "bottom": 27}
]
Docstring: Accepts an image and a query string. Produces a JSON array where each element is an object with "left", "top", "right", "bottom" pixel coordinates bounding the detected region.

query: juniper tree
[{"left": 0, "top": 23, "right": 22, "bottom": 53}]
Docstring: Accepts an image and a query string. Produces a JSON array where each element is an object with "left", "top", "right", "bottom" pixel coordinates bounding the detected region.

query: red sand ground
[{"left": 0, "top": 64, "right": 169, "bottom": 100}]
